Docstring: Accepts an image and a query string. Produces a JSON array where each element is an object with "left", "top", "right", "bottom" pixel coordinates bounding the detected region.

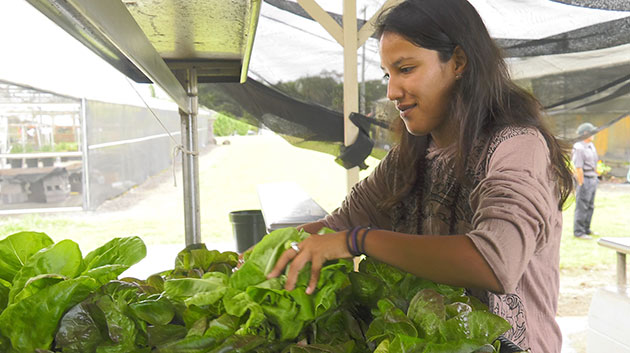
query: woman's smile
[{"left": 397, "top": 102, "right": 417, "bottom": 118}]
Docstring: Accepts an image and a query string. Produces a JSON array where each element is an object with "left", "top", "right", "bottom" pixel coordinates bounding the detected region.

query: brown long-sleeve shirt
[{"left": 321, "top": 127, "right": 562, "bottom": 353}]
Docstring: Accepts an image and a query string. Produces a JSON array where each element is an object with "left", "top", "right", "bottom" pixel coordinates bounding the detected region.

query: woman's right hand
[
  {"left": 266, "top": 230, "right": 350, "bottom": 295},
  {"left": 238, "top": 221, "right": 326, "bottom": 269}
]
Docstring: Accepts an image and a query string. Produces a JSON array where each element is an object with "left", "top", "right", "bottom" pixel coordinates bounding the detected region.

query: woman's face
[{"left": 379, "top": 31, "right": 459, "bottom": 147}]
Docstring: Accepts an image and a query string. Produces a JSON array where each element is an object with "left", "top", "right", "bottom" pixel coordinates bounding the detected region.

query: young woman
[{"left": 268, "top": 0, "right": 574, "bottom": 351}]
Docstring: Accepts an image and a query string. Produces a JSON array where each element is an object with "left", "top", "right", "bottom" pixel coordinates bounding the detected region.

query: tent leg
[
  {"left": 343, "top": 0, "right": 360, "bottom": 191},
  {"left": 178, "top": 68, "right": 201, "bottom": 246}
]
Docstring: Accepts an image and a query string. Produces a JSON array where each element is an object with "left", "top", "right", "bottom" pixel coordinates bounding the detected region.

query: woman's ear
[{"left": 452, "top": 46, "right": 468, "bottom": 76}]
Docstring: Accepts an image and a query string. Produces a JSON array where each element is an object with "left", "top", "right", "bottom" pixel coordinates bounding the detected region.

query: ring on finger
[{"left": 290, "top": 241, "right": 300, "bottom": 253}]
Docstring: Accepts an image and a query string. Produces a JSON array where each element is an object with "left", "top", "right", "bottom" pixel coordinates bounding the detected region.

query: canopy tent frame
[
  {"left": 298, "top": 0, "right": 400, "bottom": 189},
  {"left": 25, "top": 0, "right": 261, "bottom": 246}
]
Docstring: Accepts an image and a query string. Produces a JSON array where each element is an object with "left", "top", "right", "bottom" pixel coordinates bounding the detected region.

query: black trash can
[{"left": 229, "top": 210, "right": 267, "bottom": 253}]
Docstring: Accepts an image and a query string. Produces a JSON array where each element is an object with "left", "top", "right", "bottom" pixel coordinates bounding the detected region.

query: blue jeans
[{"left": 574, "top": 176, "right": 597, "bottom": 237}]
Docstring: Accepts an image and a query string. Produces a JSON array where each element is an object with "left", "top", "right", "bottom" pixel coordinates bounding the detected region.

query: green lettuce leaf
[
  {"left": 85, "top": 264, "right": 133, "bottom": 286},
  {"left": 55, "top": 301, "right": 108, "bottom": 353},
  {"left": 467, "top": 310, "right": 511, "bottom": 343},
  {"left": 93, "top": 294, "right": 139, "bottom": 353},
  {"left": 285, "top": 341, "right": 355, "bottom": 352},
  {"left": 349, "top": 271, "right": 384, "bottom": 307},
  {"left": 204, "top": 314, "right": 240, "bottom": 340},
  {"left": 245, "top": 283, "right": 309, "bottom": 340},
  {"left": 154, "top": 335, "right": 223, "bottom": 353},
  {"left": 373, "top": 338, "right": 390, "bottom": 353},
  {"left": 172, "top": 244, "right": 239, "bottom": 277},
  {"left": 382, "top": 334, "right": 426, "bottom": 353},
  {"left": 147, "top": 324, "right": 187, "bottom": 347},
  {"left": 418, "top": 339, "right": 486, "bottom": 353},
  {"left": 8, "top": 239, "right": 83, "bottom": 304},
  {"left": 0, "top": 276, "right": 99, "bottom": 352},
  {"left": 0, "top": 231, "right": 54, "bottom": 283},
  {"left": 0, "top": 280, "right": 8, "bottom": 312},
  {"left": 407, "top": 289, "right": 446, "bottom": 338},
  {"left": 129, "top": 294, "right": 175, "bottom": 326},
  {"left": 76, "top": 281, "right": 149, "bottom": 353},
  {"left": 174, "top": 244, "right": 217, "bottom": 272},
  {"left": 164, "top": 274, "right": 228, "bottom": 308},
  {"left": 82, "top": 236, "right": 146, "bottom": 273},
  {"left": 146, "top": 274, "right": 165, "bottom": 292},
  {"left": 366, "top": 299, "right": 417, "bottom": 345},
  {"left": 12, "top": 273, "right": 66, "bottom": 303},
  {"left": 309, "top": 308, "right": 364, "bottom": 347},
  {"left": 222, "top": 288, "right": 266, "bottom": 336},
  {"left": 230, "top": 228, "right": 307, "bottom": 291},
  {"left": 206, "top": 334, "right": 267, "bottom": 353},
  {"left": 359, "top": 258, "right": 405, "bottom": 292},
  {"left": 310, "top": 260, "right": 352, "bottom": 316}
]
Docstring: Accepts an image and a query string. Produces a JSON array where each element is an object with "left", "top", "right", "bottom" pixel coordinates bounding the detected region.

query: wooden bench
[{"left": 597, "top": 237, "right": 630, "bottom": 289}]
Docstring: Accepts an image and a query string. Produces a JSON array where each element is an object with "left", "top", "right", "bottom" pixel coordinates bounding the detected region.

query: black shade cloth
[
  {"left": 206, "top": 69, "right": 628, "bottom": 169},
  {"left": 214, "top": 77, "right": 343, "bottom": 143},
  {"left": 496, "top": 16, "right": 630, "bottom": 57},
  {"left": 551, "top": 0, "right": 630, "bottom": 11},
  {"left": 335, "top": 112, "right": 375, "bottom": 169},
  {"left": 263, "top": 0, "right": 630, "bottom": 57},
  {"left": 206, "top": 78, "right": 384, "bottom": 169}
]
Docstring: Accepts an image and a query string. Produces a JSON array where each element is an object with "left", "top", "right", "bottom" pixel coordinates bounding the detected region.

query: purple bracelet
[
  {"left": 359, "top": 227, "right": 376, "bottom": 255},
  {"left": 346, "top": 226, "right": 362, "bottom": 256},
  {"left": 351, "top": 227, "right": 361, "bottom": 256}
]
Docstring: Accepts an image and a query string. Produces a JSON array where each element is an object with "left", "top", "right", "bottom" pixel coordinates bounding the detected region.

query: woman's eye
[{"left": 400, "top": 66, "right": 413, "bottom": 73}]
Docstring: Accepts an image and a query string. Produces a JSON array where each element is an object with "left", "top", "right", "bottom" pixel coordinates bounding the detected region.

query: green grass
[
  {"left": 560, "top": 186, "right": 630, "bottom": 270},
  {"left": 1, "top": 134, "right": 628, "bottom": 271}
]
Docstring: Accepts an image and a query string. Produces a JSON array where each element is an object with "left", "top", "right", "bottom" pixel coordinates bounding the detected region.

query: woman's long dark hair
[{"left": 376, "top": 0, "right": 573, "bottom": 210}]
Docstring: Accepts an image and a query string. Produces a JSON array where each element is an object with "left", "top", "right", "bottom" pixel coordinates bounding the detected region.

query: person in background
[
  {"left": 267, "top": 0, "right": 574, "bottom": 352},
  {"left": 572, "top": 122, "right": 599, "bottom": 239}
]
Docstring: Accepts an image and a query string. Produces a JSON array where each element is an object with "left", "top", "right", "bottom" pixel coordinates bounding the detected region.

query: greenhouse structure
[{"left": 0, "top": 79, "right": 214, "bottom": 213}]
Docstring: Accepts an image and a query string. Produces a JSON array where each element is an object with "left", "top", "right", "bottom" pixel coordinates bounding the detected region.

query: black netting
[
  {"left": 263, "top": 0, "right": 630, "bottom": 57},
  {"left": 496, "top": 16, "right": 630, "bottom": 57},
  {"left": 197, "top": 1, "right": 630, "bottom": 175},
  {"left": 551, "top": 0, "right": 630, "bottom": 11},
  {"left": 205, "top": 78, "right": 343, "bottom": 143},
  {"left": 201, "top": 78, "right": 395, "bottom": 169}
]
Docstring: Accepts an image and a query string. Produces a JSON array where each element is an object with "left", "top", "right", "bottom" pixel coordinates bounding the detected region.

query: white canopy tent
[{"left": 248, "top": 0, "right": 630, "bottom": 82}]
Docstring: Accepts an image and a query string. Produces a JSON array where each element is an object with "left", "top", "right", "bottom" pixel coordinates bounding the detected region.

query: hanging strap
[{"left": 126, "top": 78, "right": 198, "bottom": 186}]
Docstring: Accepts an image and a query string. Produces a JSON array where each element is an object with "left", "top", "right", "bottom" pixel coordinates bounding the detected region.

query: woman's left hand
[{"left": 266, "top": 231, "right": 350, "bottom": 294}]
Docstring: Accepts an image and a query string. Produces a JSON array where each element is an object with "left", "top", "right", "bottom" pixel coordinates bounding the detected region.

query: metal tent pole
[
  {"left": 342, "top": 0, "right": 360, "bottom": 190},
  {"left": 298, "top": 0, "right": 360, "bottom": 191},
  {"left": 80, "top": 98, "right": 91, "bottom": 210},
  {"left": 297, "top": 0, "right": 400, "bottom": 192},
  {"left": 178, "top": 68, "right": 201, "bottom": 246}
]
